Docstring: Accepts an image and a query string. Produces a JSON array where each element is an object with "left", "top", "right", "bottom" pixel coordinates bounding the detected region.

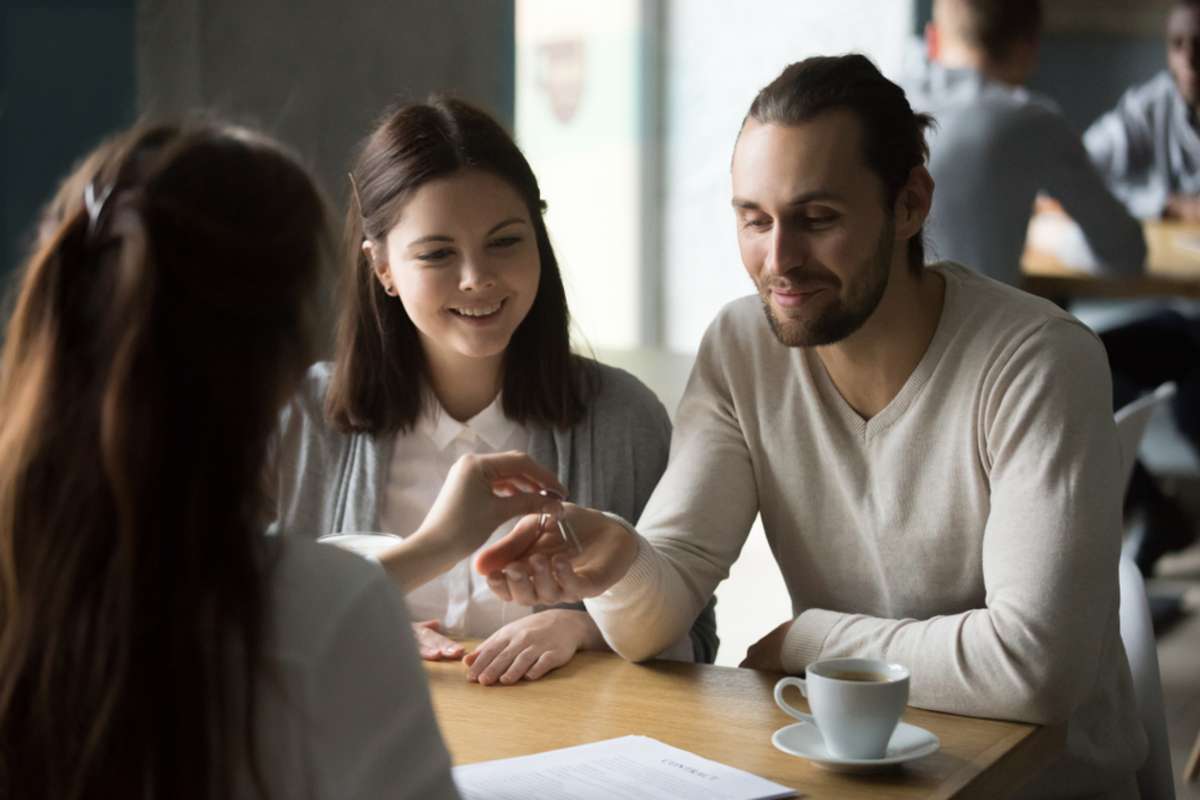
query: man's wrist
[{"left": 600, "top": 511, "right": 642, "bottom": 583}]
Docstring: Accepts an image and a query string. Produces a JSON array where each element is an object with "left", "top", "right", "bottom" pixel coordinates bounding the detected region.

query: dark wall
[
  {"left": 137, "top": 0, "right": 516, "bottom": 212},
  {"left": 1029, "top": 34, "right": 1164, "bottom": 133},
  {"left": 2, "top": 1, "right": 515, "bottom": 289},
  {"left": 2, "top": 1, "right": 137, "bottom": 281}
]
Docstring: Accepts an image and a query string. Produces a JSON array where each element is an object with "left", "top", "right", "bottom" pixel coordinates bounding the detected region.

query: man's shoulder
[
  {"left": 708, "top": 294, "right": 768, "bottom": 337},
  {"left": 905, "top": 60, "right": 1060, "bottom": 119},
  {"left": 936, "top": 262, "right": 1102, "bottom": 359},
  {"left": 1122, "top": 70, "right": 1177, "bottom": 108}
]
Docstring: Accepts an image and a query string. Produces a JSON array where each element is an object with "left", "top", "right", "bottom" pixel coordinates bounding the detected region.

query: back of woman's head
[
  {"left": 0, "top": 121, "right": 327, "bottom": 799},
  {"left": 328, "top": 95, "right": 586, "bottom": 434}
]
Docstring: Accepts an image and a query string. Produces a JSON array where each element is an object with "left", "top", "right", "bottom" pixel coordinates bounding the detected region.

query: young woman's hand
[
  {"left": 474, "top": 504, "right": 640, "bottom": 605},
  {"left": 418, "top": 451, "right": 565, "bottom": 559},
  {"left": 412, "top": 619, "right": 465, "bottom": 661},
  {"left": 380, "top": 451, "right": 564, "bottom": 593},
  {"left": 463, "top": 609, "right": 605, "bottom": 685}
]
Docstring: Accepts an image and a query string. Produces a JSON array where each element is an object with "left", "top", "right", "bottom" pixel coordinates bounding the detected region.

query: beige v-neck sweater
[{"left": 586, "top": 263, "right": 1145, "bottom": 798}]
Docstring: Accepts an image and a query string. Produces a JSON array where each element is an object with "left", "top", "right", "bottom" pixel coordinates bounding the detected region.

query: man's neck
[
  {"left": 814, "top": 266, "right": 946, "bottom": 421},
  {"left": 935, "top": 44, "right": 1025, "bottom": 88}
]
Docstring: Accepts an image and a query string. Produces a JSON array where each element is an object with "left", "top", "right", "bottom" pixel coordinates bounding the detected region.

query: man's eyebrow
[{"left": 732, "top": 191, "right": 843, "bottom": 211}]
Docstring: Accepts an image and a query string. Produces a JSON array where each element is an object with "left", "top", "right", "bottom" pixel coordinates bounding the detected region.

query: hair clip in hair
[{"left": 84, "top": 179, "right": 114, "bottom": 234}]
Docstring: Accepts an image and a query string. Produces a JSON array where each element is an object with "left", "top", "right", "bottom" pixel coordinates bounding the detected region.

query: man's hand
[
  {"left": 464, "top": 609, "right": 604, "bottom": 685},
  {"left": 739, "top": 619, "right": 795, "bottom": 672},
  {"left": 412, "top": 619, "right": 465, "bottom": 661},
  {"left": 1165, "top": 193, "right": 1200, "bottom": 222},
  {"left": 474, "top": 504, "right": 640, "bottom": 605}
]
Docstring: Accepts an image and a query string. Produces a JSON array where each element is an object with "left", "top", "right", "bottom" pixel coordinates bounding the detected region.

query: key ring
[{"left": 537, "top": 489, "right": 582, "bottom": 554}]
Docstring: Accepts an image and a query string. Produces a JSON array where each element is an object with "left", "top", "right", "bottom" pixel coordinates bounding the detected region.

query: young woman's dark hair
[
  {"left": 0, "top": 121, "right": 327, "bottom": 799},
  {"left": 327, "top": 95, "right": 588, "bottom": 434}
]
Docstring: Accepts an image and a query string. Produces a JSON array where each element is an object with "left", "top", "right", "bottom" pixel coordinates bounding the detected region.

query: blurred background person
[
  {"left": 907, "top": 0, "right": 1198, "bottom": 580},
  {"left": 1082, "top": 0, "right": 1200, "bottom": 576},
  {"left": 904, "top": 0, "right": 1146, "bottom": 285},
  {"left": 1086, "top": 0, "right": 1200, "bottom": 222}
]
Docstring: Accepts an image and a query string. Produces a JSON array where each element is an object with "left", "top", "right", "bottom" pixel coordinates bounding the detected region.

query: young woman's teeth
[{"left": 452, "top": 301, "right": 502, "bottom": 317}]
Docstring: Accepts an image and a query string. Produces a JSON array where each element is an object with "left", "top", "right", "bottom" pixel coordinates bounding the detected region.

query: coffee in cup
[{"left": 773, "top": 657, "right": 909, "bottom": 760}]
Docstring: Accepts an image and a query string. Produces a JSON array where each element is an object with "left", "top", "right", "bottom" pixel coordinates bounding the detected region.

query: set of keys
[{"left": 536, "top": 489, "right": 583, "bottom": 554}]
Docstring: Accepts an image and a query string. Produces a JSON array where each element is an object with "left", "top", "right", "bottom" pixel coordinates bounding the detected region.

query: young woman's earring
[{"left": 384, "top": 284, "right": 398, "bottom": 297}]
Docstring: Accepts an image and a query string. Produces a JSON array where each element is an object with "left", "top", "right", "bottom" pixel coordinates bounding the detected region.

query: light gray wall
[
  {"left": 661, "top": 0, "right": 916, "bottom": 352},
  {"left": 137, "top": 0, "right": 515, "bottom": 209}
]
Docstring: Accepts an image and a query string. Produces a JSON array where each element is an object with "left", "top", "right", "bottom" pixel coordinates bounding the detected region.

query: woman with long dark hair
[
  {"left": 273, "top": 96, "right": 717, "bottom": 684},
  {"left": 0, "top": 121, "right": 560, "bottom": 799}
]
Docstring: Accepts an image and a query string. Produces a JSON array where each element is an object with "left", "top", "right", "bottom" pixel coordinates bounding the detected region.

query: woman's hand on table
[
  {"left": 413, "top": 619, "right": 466, "bottom": 661},
  {"left": 464, "top": 609, "right": 605, "bottom": 685},
  {"left": 474, "top": 504, "right": 639, "bottom": 605}
]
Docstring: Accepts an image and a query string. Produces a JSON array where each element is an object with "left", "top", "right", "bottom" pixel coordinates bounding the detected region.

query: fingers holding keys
[
  {"left": 476, "top": 450, "right": 565, "bottom": 499},
  {"left": 419, "top": 451, "right": 564, "bottom": 561},
  {"left": 476, "top": 505, "right": 642, "bottom": 606},
  {"left": 412, "top": 619, "right": 465, "bottom": 661},
  {"left": 379, "top": 451, "right": 568, "bottom": 594}
]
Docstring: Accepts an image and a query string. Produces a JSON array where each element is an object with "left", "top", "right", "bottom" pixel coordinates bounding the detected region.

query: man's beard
[{"left": 759, "top": 221, "right": 894, "bottom": 348}]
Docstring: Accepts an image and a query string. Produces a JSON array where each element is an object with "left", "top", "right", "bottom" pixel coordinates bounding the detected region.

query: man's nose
[{"left": 764, "top": 226, "right": 806, "bottom": 278}]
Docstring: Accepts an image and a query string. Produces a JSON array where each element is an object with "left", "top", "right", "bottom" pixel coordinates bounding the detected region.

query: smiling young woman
[{"left": 270, "top": 96, "right": 718, "bottom": 686}]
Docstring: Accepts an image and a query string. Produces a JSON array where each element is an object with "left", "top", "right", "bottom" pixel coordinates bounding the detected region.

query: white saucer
[{"left": 771, "top": 720, "right": 940, "bottom": 773}]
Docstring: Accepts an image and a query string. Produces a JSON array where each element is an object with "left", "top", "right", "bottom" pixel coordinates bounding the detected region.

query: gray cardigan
[{"left": 272, "top": 359, "right": 718, "bottom": 663}]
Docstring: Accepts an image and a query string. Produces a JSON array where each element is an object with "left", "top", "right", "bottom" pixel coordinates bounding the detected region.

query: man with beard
[{"left": 480, "top": 55, "right": 1145, "bottom": 798}]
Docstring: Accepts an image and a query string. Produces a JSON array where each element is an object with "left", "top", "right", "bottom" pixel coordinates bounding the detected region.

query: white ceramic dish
[{"left": 771, "top": 720, "right": 940, "bottom": 773}]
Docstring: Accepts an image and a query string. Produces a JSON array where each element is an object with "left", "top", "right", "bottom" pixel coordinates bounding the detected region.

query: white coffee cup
[
  {"left": 773, "top": 657, "right": 910, "bottom": 760},
  {"left": 318, "top": 532, "right": 403, "bottom": 561}
]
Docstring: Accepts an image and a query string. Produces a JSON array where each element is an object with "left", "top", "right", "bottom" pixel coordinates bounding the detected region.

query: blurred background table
[
  {"left": 1023, "top": 219, "right": 1200, "bottom": 300},
  {"left": 426, "top": 650, "right": 1065, "bottom": 799}
]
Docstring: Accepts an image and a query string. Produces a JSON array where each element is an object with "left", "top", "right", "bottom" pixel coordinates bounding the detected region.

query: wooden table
[
  {"left": 426, "top": 651, "right": 1065, "bottom": 799},
  {"left": 1023, "top": 220, "right": 1200, "bottom": 300}
]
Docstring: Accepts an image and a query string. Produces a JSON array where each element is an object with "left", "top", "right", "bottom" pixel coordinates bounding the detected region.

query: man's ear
[
  {"left": 925, "top": 21, "right": 939, "bottom": 61},
  {"left": 895, "top": 165, "right": 934, "bottom": 241}
]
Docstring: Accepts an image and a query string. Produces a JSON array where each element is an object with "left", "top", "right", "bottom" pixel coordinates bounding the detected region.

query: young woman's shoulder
[{"left": 573, "top": 356, "right": 669, "bottom": 422}]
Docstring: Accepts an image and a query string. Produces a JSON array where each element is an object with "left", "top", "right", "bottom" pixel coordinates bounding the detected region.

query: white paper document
[{"left": 452, "top": 735, "right": 796, "bottom": 800}]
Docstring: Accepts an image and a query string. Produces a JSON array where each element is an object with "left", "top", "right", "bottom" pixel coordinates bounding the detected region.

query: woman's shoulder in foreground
[{"left": 265, "top": 537, "right": 399, "bottom": 660}]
